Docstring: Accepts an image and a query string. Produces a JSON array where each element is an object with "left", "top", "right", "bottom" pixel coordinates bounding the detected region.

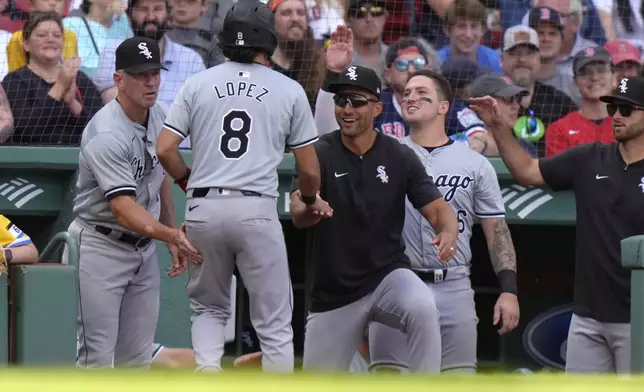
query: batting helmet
[{"left": 218, "top": 0, "right": 278, "bottom": 58}]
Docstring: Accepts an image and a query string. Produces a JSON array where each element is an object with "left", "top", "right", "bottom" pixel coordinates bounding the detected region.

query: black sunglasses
[
  {"left": 333, "top": 93, "right": 378, "bottom": 108},
  {"left": 393, "top": 58, "right": 426, "bottom": 72},
  {"left": 606, "top": 103, "right": 644, "bottom": 117},
  {"left": 348, "top": 5, "right": 385, "bottom": 18}
]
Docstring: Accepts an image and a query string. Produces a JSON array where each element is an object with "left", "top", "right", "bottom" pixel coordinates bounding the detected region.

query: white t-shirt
[{"left": 593, "top": 0, "right": 644, "bottom": 48}]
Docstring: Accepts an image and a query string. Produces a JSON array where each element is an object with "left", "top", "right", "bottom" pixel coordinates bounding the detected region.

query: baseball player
[
  {"left": 66, "top": 36, "right": 200, "bottom": 369},
  {"left": 156, "top": 0, "right": 327, "bottom": 373},
  {"left": 363, "top": 71, "right": 521, "bottom": 373}
]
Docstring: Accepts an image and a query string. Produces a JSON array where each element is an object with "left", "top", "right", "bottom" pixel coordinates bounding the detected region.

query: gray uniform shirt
[
  {"left": 402, "top": 138, "right": 505, "bottom": 270},
  {"left": 73, "top": 99, "right": 168, "bottom": 236},
  {"left": 164, "top": 62, "right": 319, "bottom": 198}
]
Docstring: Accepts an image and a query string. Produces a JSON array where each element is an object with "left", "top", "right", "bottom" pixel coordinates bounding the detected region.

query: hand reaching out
[{"left": 326, "top": 25, "right": 354, "bottom": 73}]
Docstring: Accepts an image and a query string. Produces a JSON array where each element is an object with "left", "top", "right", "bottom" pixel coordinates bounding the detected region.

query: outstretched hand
[
  {"left": 326, "top": 25, "right": 354, "bottom": 73},
  {"left": 468, "top": 96, "right": 507, "bottom": 132}
]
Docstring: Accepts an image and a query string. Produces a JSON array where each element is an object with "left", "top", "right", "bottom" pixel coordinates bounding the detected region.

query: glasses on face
[
  {"left": 348, "top": 5, "right": 385, "bottom": 18},
  {"left": 333, "top": 93, "right": 378, "bottom": 108},
  {"left": 393, "top": 57, "right": 426, "bottom": 72},
  {"left": 495, "top": 95, "right": 521, "bottom": 105},
  {"left": 606, "top": 103, "right": 644, "bottom": 117}
]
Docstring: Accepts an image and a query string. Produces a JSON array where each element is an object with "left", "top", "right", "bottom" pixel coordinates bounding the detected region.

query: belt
[
  {"left": 414, "top": 269, "right": 447, "bottom": 283},
  {"left": 192, "top": 187, "right": 262, "bottom": 198},
  {"left": 95, "top": 225, "right": 152, "bottom": 248}
]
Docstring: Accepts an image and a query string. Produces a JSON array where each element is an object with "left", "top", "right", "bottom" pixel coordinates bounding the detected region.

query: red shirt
[{"left": 545, "top": 111, "right": 615, "bottom": 157}]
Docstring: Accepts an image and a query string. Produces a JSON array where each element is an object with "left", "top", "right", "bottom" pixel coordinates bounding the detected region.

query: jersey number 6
[
  {"left": 457, "top": 209, "right": 467, "bottom": 234},
  {"left": 219, "top": 109, "right": 252, "bottom": 159}
]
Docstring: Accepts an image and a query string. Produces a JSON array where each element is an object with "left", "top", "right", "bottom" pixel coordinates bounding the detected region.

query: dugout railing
[{"left": 0, "top": 145, "right": 641, "bottom": 372}]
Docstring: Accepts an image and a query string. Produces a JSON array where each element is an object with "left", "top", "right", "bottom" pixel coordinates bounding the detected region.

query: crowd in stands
[{"left": 0, "top": 0, "right": 640, "bottom": 159}]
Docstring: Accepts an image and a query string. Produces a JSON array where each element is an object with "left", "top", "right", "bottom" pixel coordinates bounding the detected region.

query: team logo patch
[
  {"left": 584, "top": 47, "right": 594, "bottom": 57},
  {"left": 346, "top": 66, "right": 358, "bottom": 81},
  {"left": 376, "top": 165, "right": 388, "bottom": 183},
  {"left": 639, "top": 176, "right": 644, "bottom": 192},
  {"left": 540, "top": 7, "right": 550, "bottom": 19},
  {"left": 620, "top": 78, "right": 629, "bottom": 94},
  {"left": 138, "top": 42, "right": 152, "bottom": 59},
  {"left": 522, "top": 304, "right": 573, "bottom": 370}
]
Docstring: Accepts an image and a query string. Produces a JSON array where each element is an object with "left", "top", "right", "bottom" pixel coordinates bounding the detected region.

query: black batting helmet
[{"left": 218, "top": 0, "right": 278, "bottom": 57}]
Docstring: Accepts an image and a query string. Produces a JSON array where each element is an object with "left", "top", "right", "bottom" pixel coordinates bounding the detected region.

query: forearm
[
  {"left": 159, "top": 175, "right": 177, "bottom": 229},
  {"left": 114, "top": 200, "right": 175, "bottom": 243},
  {"left": 484, "top": 218, "right": 517, "bottom": 274},
  {"left": 158, "top": 150, "right": 188, "bottom": 181},
  {"left": 68, "top": 99, "right": 83, "bottom": 117},
  {"left": 492, "top": 126, "right": 537, "bottom": 183},
  {"left": 434, "top": 204, "right": 458, "bottom": 236},
  {"left": 289, "top": 191, "right": 320, "bottom": 229},
  {"left": 8, "top": 244, "right": 38, "bottom": 264}
]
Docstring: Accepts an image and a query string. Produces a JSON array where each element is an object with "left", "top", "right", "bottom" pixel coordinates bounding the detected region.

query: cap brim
[
  {"left": 612, "top": 54, "right": 642, "bottom": 65},
  {"left": 328, "top": 82, "right": 380, "bottom": 99},
  {"left": 123, "top": 63, "right": 168, "bottom": 74},
  {"left": 575, "top": 57, "right": 611, "bottom": 74},
  {"left": 496, "top": 84, "right": 529, "bottom": 99},
  {"left": 505, "top": 42, "right": 539, "bottom": 52},
  {"left": 599, "top": 94, "right": 643, "bottom": 106}
]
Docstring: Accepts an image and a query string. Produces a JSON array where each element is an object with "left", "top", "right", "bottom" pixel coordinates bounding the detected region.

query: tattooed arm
[
  {"left": 468, "top": 132, "right": 499, "bottom": 157},
  {"left": 481, "top": 217, "right": 516, "bottom": 273},
  {"left": 481, "top": 217, "right": 520, "bottom": 335}
]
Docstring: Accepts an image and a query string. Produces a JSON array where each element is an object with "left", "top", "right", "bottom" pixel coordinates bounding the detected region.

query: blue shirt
[
  {"left": 437, "top": 45, "right": 502, "bottom": 73},
  {"left": 63, "top": 14, "right": 133, "bottom": 78},
  {"left": 375, "top": 89, "right": 408, "bottom": 140}
]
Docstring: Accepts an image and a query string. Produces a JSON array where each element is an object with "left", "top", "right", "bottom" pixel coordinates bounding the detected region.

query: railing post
[
  {"left": 38, "top": 231, "right": 79, "bottom": 268},
  {"left": 621, "top": 235, "right": 644, "bottom": 374}
]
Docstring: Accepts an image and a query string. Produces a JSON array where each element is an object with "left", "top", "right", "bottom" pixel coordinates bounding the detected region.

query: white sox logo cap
[
  {"left": 600, "top": 76, "right": 644, "bottom": 107},
  {"left": 115, "top": 36, "right": 168, "bottom": 74},
  {"left": 327, "top": 65, "right": 382, "bottom": 99}
]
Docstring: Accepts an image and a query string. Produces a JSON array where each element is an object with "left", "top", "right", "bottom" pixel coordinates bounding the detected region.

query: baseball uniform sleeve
[
  {"left": 404, "top": 145, "right": 443, "bottom": 209},
  {"left": 286, "top": 87, "right": 319, "bottom": 149},
  {"left": 538, "top": 142, "right": 594, "bottom": 191},
  {"left": 83, "top": 133, "right": 137, "bottom": 200},
  {"left": 473, "top": 159, "right": 505, "bottom": 218},
  {"left": 164, "top": 79, "right": 193, "bottom": 139}
]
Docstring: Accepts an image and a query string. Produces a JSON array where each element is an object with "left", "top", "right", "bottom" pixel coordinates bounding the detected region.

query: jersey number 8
[{"left": 219, "top": 109, "right": 252, "bottom": 160}]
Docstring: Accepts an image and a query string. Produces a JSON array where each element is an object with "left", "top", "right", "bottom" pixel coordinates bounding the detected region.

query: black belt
[
  {"left": 95, "top": 225, "right": 152, "bottom": 248},
  {"left": 414, "top": 269, "right": 447, "bottom": 283},
  {"left": 192, "top": 187, "right": 262, "bottom": 198}
]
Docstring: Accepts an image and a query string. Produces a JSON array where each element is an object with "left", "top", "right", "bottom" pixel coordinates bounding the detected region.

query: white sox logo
[
  {"left": 620, "top": 78, "right": 628, "bottom": 94},
  {"left": 376, "top": 165, "right": 388, "bottom": 183},
  {"left": 430, "top": 174, "right": 473, "bottom": 202},
  {"left": 639, "top": 176, "right": 644, "bottom": 193},
  {"left": 346, "top": 66, "right": 358, "bottom": 81},
  {"left": 138, "top": 42, "right": 152, "bottom": 59}
]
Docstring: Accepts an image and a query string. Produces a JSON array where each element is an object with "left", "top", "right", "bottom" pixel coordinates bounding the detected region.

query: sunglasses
[
  {"left": 348, "top": 5, "right": 385, "bottom": 18},
  {"left": 606, "top": 103, "right": 644, "bottom": 117},
  {"left": 333, "top": 93, "right": 378, "bottom": 108},
  {"left": 393, "top": 58, "right": 426, "bottom": 72}
]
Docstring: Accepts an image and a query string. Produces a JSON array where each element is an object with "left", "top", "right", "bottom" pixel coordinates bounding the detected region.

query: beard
[
  {"left": 511, "top": 69, "right": 533, "bottom": 87},
  {"left": 614, "top": 121, "right": 644, "bottom": 142},
  {"left": 131, "top": 19, "right": 167, "bottom": 42}
]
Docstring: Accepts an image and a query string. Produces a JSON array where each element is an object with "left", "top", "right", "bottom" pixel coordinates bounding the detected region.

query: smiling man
[{"left": 545, "top": 47, "right": 616, "bottom": 156}]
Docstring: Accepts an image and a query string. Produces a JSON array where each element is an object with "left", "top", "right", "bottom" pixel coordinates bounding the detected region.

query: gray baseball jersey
[
  {"left": 402, "top": 138, "right": 505, "bottom": 269},
  {"left": 163, "top": 62, "right": 319, "bottom": 197},
  {"left": 73, "top": 99, "right": 167, "bottom": 235}
]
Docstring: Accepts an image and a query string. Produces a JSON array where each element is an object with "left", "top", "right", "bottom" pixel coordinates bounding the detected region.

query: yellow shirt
[
  {"left": 7, "top": 29, "right": 79, "bottom": 72},
  {"left": 0, "top": 214, "right": 31, "bottom": 249}
]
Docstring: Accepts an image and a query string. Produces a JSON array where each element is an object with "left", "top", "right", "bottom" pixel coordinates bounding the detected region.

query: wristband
[
  {"left": 497, "top": 269, "right": 517, "bottom": 295},
  {"left": 4, "top": 248, "right": 12, "bottom": 263},
  {"left": 321, "top": 70, "right": 341, "bottom": 92},
  {"left": 176, "top": 168, "right": 191, "bottom": 183},
  {"left": 300, "top": 194, "right": 317, "bottom": 205}
]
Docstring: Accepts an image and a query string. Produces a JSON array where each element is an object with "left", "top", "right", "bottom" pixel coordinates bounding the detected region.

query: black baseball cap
[
  {"left": 600, "top": 77, "right": 644, "bottom": 107},
  {"left": 470, "top": 75, "right": 529, "bottom": 99},
  {"left": 327, "top": 65, "right": 382, "bottom": 99},
  {"left": 528, "top": 6, "right": 564, "bottom": 31},
  {"left": 115, "top": 37, "right": 168, "bottom": 74},
  {"left": 573, "top": 46, "right": 612, "bottom": 75}
]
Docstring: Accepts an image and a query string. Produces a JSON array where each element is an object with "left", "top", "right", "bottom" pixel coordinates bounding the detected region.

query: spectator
[
  {"left": 545, "top": 47, "right": 615, "bottom": 156},
  {"left": 440, "top": 57, "right": 484, "bottom": 141},
  {"left": 166, "top": 0, "right": 225, "bottom": 68},
  {"left": 501, "top": 25, "right": 577, "bottom": 156},
  {"left": 604, "top": 40, "right": 642, "bottom": 82},
  {"left": 308, "top": 0, "right": 344, "bottom": 42},
  {"left": 2, "top": 12, "right": 102, "bottom": 145},
  {"left": 62, "top": 0, "right": 132, "bottom": 78},
  {"left": 7, "top": 0, "right": 78, "bottom": 73},
  {"left": 268, "top": 0, "right": 324, "bottom": 106},
  {"left": 437, "top": 0, "right": 502, "bottom": 73},
  {"left": 195, "top": 0, "right": 234, "bottom": 37},
  {"left": 593, "top": 0, "right": 644, "bottom": 47},
  {"left": 344, "top": 0, "right": 388, "bottom": 83},
  {"left": 521, "top": 0, "right": 596, "bottom": 78},
  {"left": 529, "top": 6, "right": 580, "bottom": 105},
  {"left": 92, "top": 0, "right": 205, "bottom": 108},
  {"left": 378, "top": 36, "right": 433, "bottom": 140},
  {"left": 0, "top": 84, "right": 14, "bottom": 142},
  {"left": 0, "top": 214, "right": 39, "bottom": 266}
]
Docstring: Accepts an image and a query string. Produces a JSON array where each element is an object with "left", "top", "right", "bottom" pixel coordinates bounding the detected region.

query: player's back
[{"left": 183, "top": 62, "right": 313, "bottom": 198}]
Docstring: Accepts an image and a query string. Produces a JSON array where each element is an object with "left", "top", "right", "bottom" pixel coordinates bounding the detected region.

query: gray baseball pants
[
  {"left": 565, "top": 314, "right": 631, "bottom": 374},
  {"left": 65, "top": 219, "right": 160, "bottom": 369},
  {"left": 303, "top": 267, "right": 441, "bottom": 373},
  {"left": 367, "top": 266, "right": 478, "bottom": 373},
  {"left": 184, "top": 188, "right": 294, "bottom": 373}
]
